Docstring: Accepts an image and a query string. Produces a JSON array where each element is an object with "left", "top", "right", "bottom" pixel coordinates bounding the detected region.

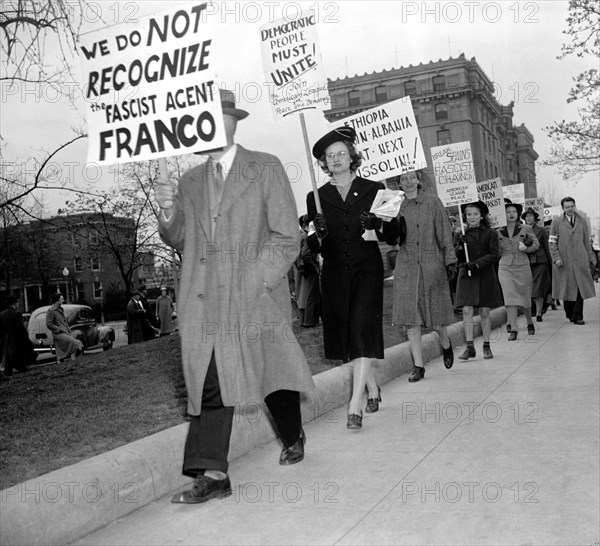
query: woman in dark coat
[
  {"left": 307, "top": 126, "right": 396, "bottom": 430},
  {"left": 454, "top": 201, "right": 502, "bottom": 360},
  {"left": 522, "top": 208, "right": 552, "bottom": 321},
  {"left": 0, "top": 296, "right": 36, "bottom": 375},
  {"left": 126, "top": 292, "right": 146, "bottom": 344}
]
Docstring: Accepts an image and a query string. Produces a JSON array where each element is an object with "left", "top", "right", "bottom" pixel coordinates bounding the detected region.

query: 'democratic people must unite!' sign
[
  {"left": 260, "top": 10, "right": 330, "bottom": 119},
  {"left": 431, "top": 141, "right": 479, "bottom": 207},
  {"left": 79, "top": 3, "right": 226, "bottom": 165},
  {"left": 339, "top": 97, "right": 426, "bottom": 181}
]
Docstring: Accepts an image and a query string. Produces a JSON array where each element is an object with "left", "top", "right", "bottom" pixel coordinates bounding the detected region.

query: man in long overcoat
[
  {"left": 549, "top": 196, "right": 597, "bottom": 324},
  {"left": 0, "top": 296, "right": 36, "bottom": 375},
  {"left": 155, "top": 90, "right": 314, "bottom": 505}
]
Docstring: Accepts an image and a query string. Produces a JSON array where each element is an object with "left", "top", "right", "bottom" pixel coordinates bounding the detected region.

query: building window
[
  {"left": 93, "top": 281, "right": 103, "bottom": 300},
  {"left": 348, "top": 90, "right": 360, "bottom": 106},
  {"left": 91, "top": 257, "right": 100, "bottom": 271},
  {"left": 375, "top": 85, "right": 387, "bottom": 102},
  {"left": 435, "top": 103, "right": 448, "bottom": 121},
  {"left": 89, "top": 230, "right": 99, "bottom": 244},
  {"left": 433, "top": 75, "right": 445, "bottom": 92},
  {"left": 74, "top": 256, "right": 82, "bottom": 272},
  {"left": 437, "top": 130, "right": 450, "bottom": 146},
  {"left": 404, "top": 80, "right": 417, "bottom": 96},
  {"left": 76, "top": 282, "right": 84, "bottom": 301}
]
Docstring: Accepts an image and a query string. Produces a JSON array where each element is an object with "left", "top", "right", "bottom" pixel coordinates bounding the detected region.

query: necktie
[
  {"left": 569, "top": 216, "right": 574, "bottom": 227},
  {"left": 214, "top": 160, "right": 223, "bottom": 189}
]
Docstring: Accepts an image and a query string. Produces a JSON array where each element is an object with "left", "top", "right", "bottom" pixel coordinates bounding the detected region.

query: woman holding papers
[
  {"left": 306, "top": 126, "right": 397, "bottom": 430},
  {"left": 387, "top": 170, "right": 457, "bottom": 382}
]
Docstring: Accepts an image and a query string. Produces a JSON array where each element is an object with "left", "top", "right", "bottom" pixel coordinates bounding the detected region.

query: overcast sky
[{"left": 2, "top": 0, "right": 598, "bottom": 235}]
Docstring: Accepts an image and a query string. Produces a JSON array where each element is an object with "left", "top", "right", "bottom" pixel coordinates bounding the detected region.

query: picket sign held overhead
[
  {"left": 331, "top": 97, "right": 426, "bottom": 181},
  {"left": 79, "top": 2, "right": 226, "bottom": 165},
  {"left": 524, "top": 197, "right": 545, "bottom": 219},
  {"left": 502, "top": 183, "right": 525, "bottom": 205},
  {"left": 430, "top": 141, "right": 479, "bottom": 208},
  {"left": 260, "top": 10, "right": 329, "bottom": 213},
  {"left": 476, "top": 177, "right": 506, "bottom": 228},
  {"left": 431, "top": 141, "right": 479, "bottom": 275}
]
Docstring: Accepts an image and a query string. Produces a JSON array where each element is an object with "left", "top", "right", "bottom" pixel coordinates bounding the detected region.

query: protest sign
[
  {"left": 78, "top": 3, "right": 225, "bottom": 165},
  {"left": 544, "top": 206, "right": 562, "bottom": 222},
  {"left": 476, "top": 177, "right": 506, "bottom": 228},
  {"left": 430, "top": 141, "right": 479, "bottom": 207},
  {"left": 338, "top": 97, "right": 426, "bottom": 180},
  {"left": 502, "top": 183, "right": 525, "bottom": 204},
  {"left": 260, "top": 11, "right": 330, "bottom": 119},
  {"left": 524, "top": 197, "right": 545, "bottom": 219}
]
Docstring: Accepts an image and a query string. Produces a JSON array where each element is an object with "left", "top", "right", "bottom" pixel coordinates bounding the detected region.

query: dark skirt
[
  {"left": 531, "top": 263, "right": 551, "bottom": 298},
  {"left": 455, "top": 266, "right": 503, "bottom": 308}
]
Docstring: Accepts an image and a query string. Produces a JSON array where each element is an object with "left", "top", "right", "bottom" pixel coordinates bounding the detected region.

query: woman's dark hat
[
  {"left": 220, "top": 89, "right": 249, "bottom": 120},
  {"left": 312, "top": 126, "right": 357, "bottom": 159},
  {"left": 521, "top": 207, "right": 539, "bottom": 220},
  {"left": 504, "top": 200, "right": 523, "bottom": 217},
  {"left": 460, "top": 200, "right": 489, "bottom": 216}
]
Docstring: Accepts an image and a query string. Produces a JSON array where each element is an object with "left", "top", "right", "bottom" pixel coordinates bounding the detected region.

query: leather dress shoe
[
  {"left": 536, "top": 315, "right": 542, "bottom": 322},
  {"left": 408, "top": 365, "right": 425, "bottom": 382},
  {"left": 171, "top": 474, "right": 232, "bottom": 504},
  {"left": 442, "top": 340, "right": 454, "bottom": 369},
  {"left": 279, "top": 429, "right": 305, "bottom": 465},
  {"left": 574, "top": 320, "right": 585, "bottom": 325},
  {"left": 347, "top": 412, "right": 363, "bottom": 429},
  {"left": 508, "top": 331, "right": 518, "bottom": 341},
  {"left": 365, "top": 386, "right": 382, "bottom": 413},
  {"left": 483, "top": 345, "right": 493, "bottom": 359},
  {"left": 527, "top": 324, "right": 535, "bottom": 335},
  {"left": 459, "top": 346, "right": 476, "bottom": 360}
]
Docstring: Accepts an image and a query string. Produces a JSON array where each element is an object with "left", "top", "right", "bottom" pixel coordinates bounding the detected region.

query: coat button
[
  {"left": 344, "top": 212, "right": 350, "bottom": 217},
  {"left": 344, "top": 225, "right": 349, "bottom": 230},
  {"left": 344, "top": 239, "right": 349, "bottom": 244},
  {"left": 197, "top": 294, "right": 204, "bottom": 299},
  {"left": 344, "top": 252, "right": 350, "bottom": 257}
]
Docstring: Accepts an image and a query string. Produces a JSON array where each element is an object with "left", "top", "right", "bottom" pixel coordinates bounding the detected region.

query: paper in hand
[{"left": 369, "top": 189, "right": 404, "bottom": 219}]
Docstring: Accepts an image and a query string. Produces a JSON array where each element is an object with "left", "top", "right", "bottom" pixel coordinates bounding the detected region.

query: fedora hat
[
  {"left": 220, "top": 89, "right": 249, "bottom": 120},
  {"left": 460, "top": 200, "right": 489, "bottom": 217},
  {"left": 312, "top": 126, "right": 357, "bottom": 159},
  {"left": 521, "top": 207, "right": 539, "bottom": 221}
]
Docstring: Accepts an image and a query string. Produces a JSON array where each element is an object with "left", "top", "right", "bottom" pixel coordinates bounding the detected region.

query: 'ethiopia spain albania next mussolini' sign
[
  {"left": 78, "top": 3, "right": 226, "bottom": 165},
  {"left": 337, "top": 97, "right": 426, "bottom": 181}
]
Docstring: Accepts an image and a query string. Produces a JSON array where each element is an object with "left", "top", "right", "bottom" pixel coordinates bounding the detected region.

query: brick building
[
  {"left": 0, "top": 212, "right": 152, "bottom": 312},
  {"left": 325, "top": 53, "right": 539, "bottom": 198}
]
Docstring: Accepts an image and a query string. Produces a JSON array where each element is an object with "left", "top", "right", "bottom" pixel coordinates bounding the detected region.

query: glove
[
  {"left": 360, "top": 211, "right": 382, "bottom": 231},
  {"left": 523, "top": 236, "right": 534, "bottom": 247},
  {"left": 465, "top": 261, "right": 479, "bottom": 271},
  {"left": 518, "top": 242, "right": 527, "bottom": 251},
  {"left": 313, "top": 213, "right": 328, "bottom": 238},
  {"left": 446, "top": 263, "right": 457, "bottom": 281},
  {"left": 458, "top": 234, "right": 468, "bottom": 246}
]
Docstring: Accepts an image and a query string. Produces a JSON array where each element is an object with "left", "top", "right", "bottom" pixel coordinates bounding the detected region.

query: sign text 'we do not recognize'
[{"left": 79, "top": 3, "right": 225, "bottom": 164}]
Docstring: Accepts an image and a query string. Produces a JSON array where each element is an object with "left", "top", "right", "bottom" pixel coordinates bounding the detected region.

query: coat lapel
[
  {"left": 218, "top": 146, "right": 252, "bottom": 217},
  {"left": 319, "top": 182, "right": 347, "bottom": 211},
  {"left": 344, "top": 177, "right": 375, "bottom": 209}
]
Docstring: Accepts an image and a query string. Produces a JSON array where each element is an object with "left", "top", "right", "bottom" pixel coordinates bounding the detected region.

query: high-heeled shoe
[
  {"left": 365, "top": 386, "right": 382, "bottom": 413},
  {"left": 347, "top": 411, "right": 363, "bottom": 429}
]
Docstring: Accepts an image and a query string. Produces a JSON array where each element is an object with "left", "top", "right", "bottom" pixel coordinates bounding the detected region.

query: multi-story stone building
[
  {"left": 0, "top": 212, "right": 152, "bottom": 312},
  {"left": 325, "top": 53, "right": 539, "bottom": 198}
]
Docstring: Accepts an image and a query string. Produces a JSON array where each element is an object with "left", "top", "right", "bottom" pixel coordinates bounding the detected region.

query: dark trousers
[
  {"left": 563, "top": 290, "right": 584, "bottom": 322},
  {"left": 182, "top": 353, "right": 302, "bottom": 477}
]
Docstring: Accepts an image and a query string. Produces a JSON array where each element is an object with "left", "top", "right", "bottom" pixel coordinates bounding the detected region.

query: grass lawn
[{"left": 0, "top": 284, "right": 411, "bottom": 489}]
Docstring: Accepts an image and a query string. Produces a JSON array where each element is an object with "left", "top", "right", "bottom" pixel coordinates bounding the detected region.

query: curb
[{"left": 1, "top": 309, "right": 506, "bottom": 546}]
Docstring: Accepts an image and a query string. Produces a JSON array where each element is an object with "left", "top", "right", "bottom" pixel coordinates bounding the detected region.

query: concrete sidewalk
[{"left": 71, "top": 293, "right": 600, "bottom": 546}]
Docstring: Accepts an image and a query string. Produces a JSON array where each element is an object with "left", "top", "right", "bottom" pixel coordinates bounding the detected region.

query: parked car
[{"left": 28, "top": 304, "right": 115, "bottom": 355}]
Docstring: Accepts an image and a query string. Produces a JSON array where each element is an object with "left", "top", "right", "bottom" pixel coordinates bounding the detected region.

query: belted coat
[
  {"left": 306, "top": 177, "right": 394, "bottom": 362},
  {"left": 392, "top": 191, "right": 457, "bottom": 328},
  {"left": 159, "top": 146, "right": 314, "bottom": 416},
  {"left": 549, "top": 213, "right": 597, "bottom": 300}
]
